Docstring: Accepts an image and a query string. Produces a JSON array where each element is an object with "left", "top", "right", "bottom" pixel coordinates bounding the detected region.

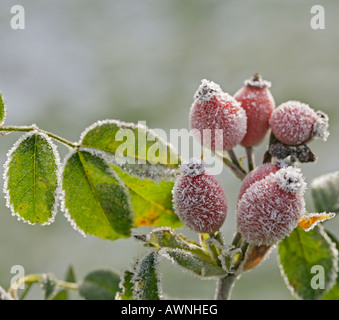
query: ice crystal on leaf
[
  {"left": 79, "top": 119, "right": 180, "bottom": 182},
  {"left": 132, "top": 250, "right": 163, "bottom": 300},
  {"left": 3, "top": 129, "right": 62, "bottom": 226},
  {"left": 0, "top": 92, "right": 7, "bottom": 126}
]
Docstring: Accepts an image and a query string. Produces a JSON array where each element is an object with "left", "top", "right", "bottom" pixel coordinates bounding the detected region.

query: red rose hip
[
  {"left": 237, "top": 163, "right": 280, "bottom": 202},
  {"left": 234, "top": 74, "right": 275, "bottom": 147},
  {"left": 172, "top": 159, "right": 227, "bottom": 234},
  {"left": 236, "top": 166, "right": 306, "bottom": 246},
  {"left": 189, "top": 79, "right": 247, "bottom": 151},
  {"left": 269, "top": 100, "right": 329, "bottom": 145}
]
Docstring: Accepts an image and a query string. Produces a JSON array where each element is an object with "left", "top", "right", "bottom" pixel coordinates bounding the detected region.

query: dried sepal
[
  {"left": 298, "top": 212, "right": 336, "bottom": 231},
  {"left": 240, "top": 244, "right": 274, "bottom": 271}
]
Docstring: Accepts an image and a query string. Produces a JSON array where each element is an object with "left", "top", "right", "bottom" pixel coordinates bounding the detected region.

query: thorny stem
[
  {"left": 0, "top": 125, "right": 79, "bottom": 149},
  {"left": 7, "top": 273, "right": 79, "bottom": 300}
]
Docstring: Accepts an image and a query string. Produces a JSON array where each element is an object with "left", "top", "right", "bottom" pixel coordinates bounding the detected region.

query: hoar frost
[
  {"left": 236, "top": 166, "right": 307, "bottom": 246},
  {"left": 3, "top": 128, "right": 62, "bottom": 226}
]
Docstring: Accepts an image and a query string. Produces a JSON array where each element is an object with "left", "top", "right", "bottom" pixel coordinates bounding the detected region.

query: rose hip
[
  {"left": 172, "top": 159, "right": 227, "bottom": 234},
  {"left": 234, "top": 74, "right": 275, "bottom": 147},
  {"left": 269, "top": 100, "right": 329, "bottom": 145},
  {"left": 189, "top": 79, "right": 247, "bottom": 151},
  {"left": 236, "top": 166, "right": 306, "bottom": 246}
]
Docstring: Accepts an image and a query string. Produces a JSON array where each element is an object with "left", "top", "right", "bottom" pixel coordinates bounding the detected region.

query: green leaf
[
  {"left": 112, "top": 166, "right": 182, "bottom": 229},
  {"left": 145, "top": 227, "right": 196, "bottom": 250},
  {"left": 52, "top": 265, "right": 77, "bottom": 300},
  {"left": 132, "top": 251, "right": 162, "bottom": 300},
  {"left": 139, "top": 228, "right": 227, "bottom": 278},
  {"left": 4, "top": 131, "right": 61, "bottom": 225},
  {"left": 115, "top": 270, "right": 135, "bottom": 300},
  {"left": 322, "top": 231, "right": 339, "bottom": 300},
  {"left": 0, "top": 92, "right": 6, "bottom": 126},
  {"left": 79, "top": 120, "right": 180, "bottom": 180},
  {"left": 62, "top": 150, "right": 134, "bottom": 240},
  {"left": 64, "top": 265, "right": 77, "bottom": 284},
  {"left": 143, "top": 227, "right": 211, "bottom": 258},
  {"left": 278, "top": 226, "right": 338, "bottom": 300},
  {"left": 160, "top": 248, "right": 226, "bottom": 278},
  {"left": 311, "top": 171, "right": 339, "bottom": 213},
  {"left": 79, "top": 269, "right": 120, "bottom": 300}
]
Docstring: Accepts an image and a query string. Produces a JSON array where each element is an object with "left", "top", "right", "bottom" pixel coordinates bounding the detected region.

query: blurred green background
[{"left": 0, "top": 0, "right": 338, "bottom": 300}]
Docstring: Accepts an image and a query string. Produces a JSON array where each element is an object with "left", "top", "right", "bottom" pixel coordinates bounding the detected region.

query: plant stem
[
  {"left": 221, "top": 155, "right": 246, "bottom": 180},
  {"left": 227, "top": 149, "right": 246, "bottom": 175},
  {"left": 214, "top": 274, "right": 237, "bottom": 300},
  {"left": 245, "top": 146, "right": 255, "bottom": 172},
  {"left": 214, "top": 230, "right": 250, "bottom": 300},
  {"left": 262, "top": 132, "right": 276, "bottom": 164},
  {"left": 0, "top": 125, "right": 79, "bottom": 149},
  {"left": 7, "top": 273, "right": 79, "bottom": 300}
]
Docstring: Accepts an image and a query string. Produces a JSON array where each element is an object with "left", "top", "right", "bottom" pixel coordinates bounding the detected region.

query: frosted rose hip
[
  {"left": 172, "top": 159, "right": 227, "bottom": 233},
  {"left": 269, "top": 101, "right": 329, "bottom": 145},
  {"left": 234, "top": 74, "right": 275, "bottom": 147},
  {"left": 189, "top": 79, "right": 247, "bottom": 151},
  {"left": 237, "top": 163, "right": 280, "bottom": 202},
  {"left": 236, "top": 166, "right": 306, "bottom": 246}
]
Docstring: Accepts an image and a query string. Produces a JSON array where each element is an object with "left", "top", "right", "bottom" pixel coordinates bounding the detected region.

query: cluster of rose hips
[{"left": 172, "top": 74, "right": 329, "bottom": 246}]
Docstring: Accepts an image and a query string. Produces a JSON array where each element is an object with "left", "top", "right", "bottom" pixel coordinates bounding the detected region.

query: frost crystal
[
  {"left": 269, "top": 101, "right": 319, "bottom": 145},
  {"left": 313, "top": 111, "right": 329, "bottom": 141},
  {"left": 0, "top": 286, "right": 13, "bottom": 300},
  {"left": 190, "top": 80, "right": 247, "bottom": 151},
  {"left": 193, "top": 79, "right": 223, "bottom": 104},
  {"left": 60, "top": 148, "right": 87, "bottom": 238},
  {"left": 0, "top": 91, "right": 7, "bottom": 126},
  {"left": 132, "top": 250, "right": 163, "bottom": 300},
  {"left": 172, "top": 167, "right": 227, "bottom": 233},
  {"left": 180, "top": 158, "right": 205, "bottom": 177},
  {"left": 244, "top": 73, "right": 271, "bottom": 89},
  {"left": 79, "top": 119, "right": 180, "bottom": 182},
  {"left": 236, "top": 168, "right": 306, "bottom": 246},
  {"left": 3, "top": 128, "right": 62, "bottom": 226},
  {"left": 275, "top": 166, "right": 306, "bottom": 194}
]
